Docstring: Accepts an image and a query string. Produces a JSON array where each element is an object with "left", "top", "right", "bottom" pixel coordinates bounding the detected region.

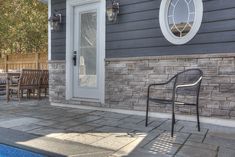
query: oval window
[{"left": 160, "top": 0, "right": 203, "bottom": 45}]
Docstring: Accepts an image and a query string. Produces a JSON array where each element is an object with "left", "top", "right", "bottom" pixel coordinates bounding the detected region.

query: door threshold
[{"left": 71, "top": 97, "right": 100, "bottom": 103}]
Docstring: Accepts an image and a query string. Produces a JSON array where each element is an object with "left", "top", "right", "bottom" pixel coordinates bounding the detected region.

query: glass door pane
[{"left": 79, "top": 11, "right": 97, "bottom": 88}]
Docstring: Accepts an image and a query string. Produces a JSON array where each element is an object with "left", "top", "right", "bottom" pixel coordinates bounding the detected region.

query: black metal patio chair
[{"left": 145, "top": 69, "right": 203, "bottom": 137}]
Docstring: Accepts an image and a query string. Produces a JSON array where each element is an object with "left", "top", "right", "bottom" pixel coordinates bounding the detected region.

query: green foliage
[{"left": 0, "top": 0, "right": 48, "bottom": 55}]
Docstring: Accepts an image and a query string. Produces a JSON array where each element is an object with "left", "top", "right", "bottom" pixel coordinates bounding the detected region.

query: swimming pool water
[{"left": 0, "top": 144, "right": 45, "bottom": 157}]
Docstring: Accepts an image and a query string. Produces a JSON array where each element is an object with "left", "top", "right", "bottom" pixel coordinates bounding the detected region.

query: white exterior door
[
  {"left": 72, "top": 3, "right": 102, "bottom": 101},
  {"left": 66, "top": 0, "right": 105, "bottom": 103}
]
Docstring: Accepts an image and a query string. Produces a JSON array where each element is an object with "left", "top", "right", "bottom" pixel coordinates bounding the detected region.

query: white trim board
[
  {"left": 48, "top": 0, "right": 51, "bottom": 61},
  {"left": 51, "top": 102, "right": 235, "bottom": 128}
]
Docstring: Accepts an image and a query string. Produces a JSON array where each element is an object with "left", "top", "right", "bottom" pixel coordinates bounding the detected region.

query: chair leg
[
  {"left": 21, "top": 89, "right": 24, "bottom": 98},
  {"left": 37, "top": 88, "right": 40, "bottom": 100},
  {"left": 171, "top": 113, "right": 174, "bottom": 137},
  {"left": 171, "top": 102, "right": 175, "bottom": 137},
  {"left": 196, "top": 104, "right": 200, "bottom": 132},
  {"left": 11, "top": 90, "right": 13, "bottom": 98},
  {"left": 196, "top": 82, "right": 201, "bottom": 132},
  {"left": 7, "top": 89, "right": 10, "bottom": 102},
  {"left": 146, "top": 86, "right": 151, "bottom": 127},
  {"left": 18, "top": 89, "right": 20, "bottom": 102},
  {"left": 145, "top": 97, "right": 149, "bottom": 127},
  {"left": 29, "top": 89, "right": 31, "bottom": 98},
  {"left": 173, "top": 112, "right": 176, "bottom": 124},
  {"left": 32, "top": 89, "right": 35, "bottom": 98},
  {"left": 26, "top": 90, "right": 29, "bottom": 98},
  {"left": 45, "top": 88, "right": 47, "bottom": 97}
]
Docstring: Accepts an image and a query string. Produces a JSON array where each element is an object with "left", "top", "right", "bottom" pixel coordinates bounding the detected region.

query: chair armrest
[
  {"left": 7, "top": 76, "right": 20, "bottom": 87},
  {"left": 148, "top": 75, "right": 176, "bottom": 89},
  {"left": 148, "top": 82, "right": 169, "bottom": 87},
  {"left": 176, "top": 76, "right": 202, "bottom": 89},
  {"left": 147, "top": 76, "right": 176, "bottom": 98},
  {"left": 11, "top": 77, "right": 20, "bottom": 82}
]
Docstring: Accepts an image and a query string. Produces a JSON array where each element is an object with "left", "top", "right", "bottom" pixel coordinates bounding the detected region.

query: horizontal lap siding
[
  {"left": 51, "top": 0, "right": 66, "bottom": 60},
  {"left": 106, "top": 0, "right": 235, "bottom": 58},
  {"left": 50, "top": 0, "right": 235, "bottom": 59}
]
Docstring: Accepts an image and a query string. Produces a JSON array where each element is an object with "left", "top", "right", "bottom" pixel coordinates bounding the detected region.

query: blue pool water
[{"left": 0, "top": 144, "right": 45, "bottom": 157}]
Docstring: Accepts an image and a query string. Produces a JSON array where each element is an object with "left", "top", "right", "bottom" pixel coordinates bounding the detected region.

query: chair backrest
[
  {"left": 0, "top": 74, "right": 6, "bottom": 91},
  {"left": 0, "top": 73, "right": 6, "bottom": 85},
  {"left": 19, "top": 69, "right": 42, "bottom": 87},
  {"left": 175, "top": 69, "right": 203, "bottom": 86},
  {"left": 40, "top": 70, "right": 49, "bottom": 87},
  {"left": 173, "top": 69, "right": 203, "bottom": 95}
]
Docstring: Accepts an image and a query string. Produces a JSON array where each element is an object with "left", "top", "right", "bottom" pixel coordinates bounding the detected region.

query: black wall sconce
[
  {"left": 48, "top": 12, "right": 62, "bottom": 31},
  {"left": 106, "top": 0, "right": 120, "bottom": 23}
]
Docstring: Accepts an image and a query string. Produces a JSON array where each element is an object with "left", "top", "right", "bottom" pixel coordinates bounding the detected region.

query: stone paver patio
[{"left": 0, "top": 98, "right": 234, "bottom": 157}]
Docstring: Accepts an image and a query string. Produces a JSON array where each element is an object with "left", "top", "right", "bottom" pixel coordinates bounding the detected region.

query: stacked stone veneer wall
[
  {"left": 105, "top": 54, "right": 235, "bottom": 119},
  {"left": 48, "top": 60, "right": 102, "bottom": 107},
  {"left": 49, "top": 61, "right": 66, "bottom": 103},
  {"left": 48, "top": 54, "right": 235, "bottom": 120}
]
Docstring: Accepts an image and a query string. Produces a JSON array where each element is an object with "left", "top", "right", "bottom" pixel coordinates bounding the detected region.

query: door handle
[{"left": 73, "top": 51, "right": 77, "bottom": 66}]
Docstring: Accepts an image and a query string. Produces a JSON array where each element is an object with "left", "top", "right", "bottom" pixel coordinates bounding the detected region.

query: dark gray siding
[
  {"left": 51, "top": 0, "right": 66, "bottom": 60},
  {"left": 106, "top": 0, "right": 235, "bottom": 58},
  {"left": 50, "top": 0, "right": 235, "bottom": 60}
]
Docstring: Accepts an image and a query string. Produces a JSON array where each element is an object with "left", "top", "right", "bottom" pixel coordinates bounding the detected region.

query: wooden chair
[
  {"left": 39, "top": 70, "right": 49, "bottom": 98},
  {"left": 0, "top": 74, "right": 7, "bottom": 96},
  {"left": 7, "top": 69, "right": 42, "bottom": 102},
  {"left": 145, "top": 69, "right": 203, "bottom": 137},
  {"left": 6, "top": 72, "right": 20, "bottom": 101}
]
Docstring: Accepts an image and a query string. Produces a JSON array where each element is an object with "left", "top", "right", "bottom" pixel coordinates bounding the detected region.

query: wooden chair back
[
  {"left": 19, "top": 69, "right": 42, "bottom": 88},
  {"left": 40, "top": 70, "right": 49, "bottom": 88}
]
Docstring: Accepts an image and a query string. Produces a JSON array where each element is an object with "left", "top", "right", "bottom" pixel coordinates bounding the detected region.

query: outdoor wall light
[
  {"left": 48, "top": 12, "right": 62, "bottom": 31},
  {"left": 106, "top": 0, "right": 120, "bottom": 23}
]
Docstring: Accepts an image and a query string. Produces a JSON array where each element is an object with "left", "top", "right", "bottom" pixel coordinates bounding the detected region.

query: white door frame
[
  {"left": 48, "top": 0, "right": 51, "bottom": 61},
  {"left": 66, "top": 0, "right": 105, "bottom": 103}
]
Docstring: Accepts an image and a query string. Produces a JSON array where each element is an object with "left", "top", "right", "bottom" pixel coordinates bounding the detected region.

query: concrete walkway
[{"left": 0, "top": 99, "right": 234, "bottom": 157}]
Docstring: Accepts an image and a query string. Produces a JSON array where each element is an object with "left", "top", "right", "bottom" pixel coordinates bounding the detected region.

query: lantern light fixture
[
  {"left": 106, "top": 0, "right": 120, "bottom": 23},
  {"left": 48, "top": 12, "right": 62, "bottom": 31}
]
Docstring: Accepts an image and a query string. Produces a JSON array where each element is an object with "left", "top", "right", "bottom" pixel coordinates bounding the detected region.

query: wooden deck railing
[{"left": 0, "top": 53, "right": 48, "bottom": 72}]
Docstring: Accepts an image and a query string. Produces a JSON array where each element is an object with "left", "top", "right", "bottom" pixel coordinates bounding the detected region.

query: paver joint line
[
  {"left": 173, "top": 133, "right": 192, "bottom": 156},
  {"left": 202, "top": 129, "right": 209, "bottom": 143}
]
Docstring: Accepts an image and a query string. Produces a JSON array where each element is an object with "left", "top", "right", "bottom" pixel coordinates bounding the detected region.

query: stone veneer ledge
[{"left": 105, "top": 53, "right": 235, "bottom": 62}]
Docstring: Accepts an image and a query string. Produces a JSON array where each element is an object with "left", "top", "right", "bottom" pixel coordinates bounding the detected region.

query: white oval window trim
[{"left": 159, "top": 0, "right": 203, "bottom": 45}]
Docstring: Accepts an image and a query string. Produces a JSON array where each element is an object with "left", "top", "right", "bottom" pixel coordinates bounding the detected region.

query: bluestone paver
[
  {"left": 218, "top": 147, "right": 235, "bottom": 157},
  {"left": 0, "top": 98, "right": 234, "bottom": 157},
  {"left": 204, "top": 132, "right": 235, "bottom": 149},
  {"left": 175, "top": 145, "right": 217, "bottom": 157}
]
